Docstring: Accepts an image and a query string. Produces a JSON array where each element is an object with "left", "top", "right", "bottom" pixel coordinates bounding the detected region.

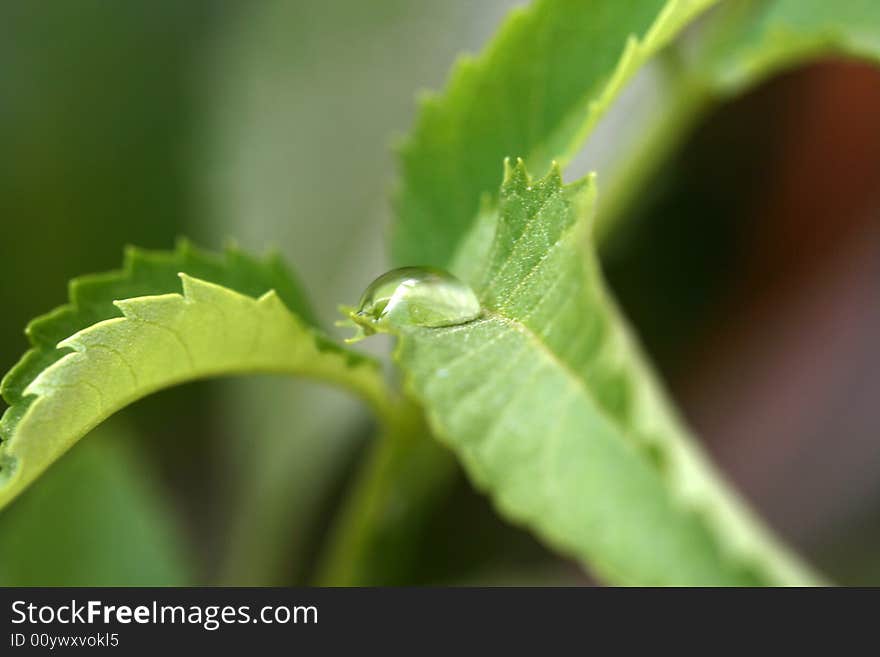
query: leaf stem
[{"left": 314, "top": 398, "right": 458, "bottom": 586}]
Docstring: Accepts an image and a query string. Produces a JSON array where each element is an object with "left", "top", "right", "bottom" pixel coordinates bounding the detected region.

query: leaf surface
[
  {"left": 394, "top": 161, "right": 820, "bottom": 585},
  {"left": 0, "top": 243, "right": 390, "bottom": 509}
]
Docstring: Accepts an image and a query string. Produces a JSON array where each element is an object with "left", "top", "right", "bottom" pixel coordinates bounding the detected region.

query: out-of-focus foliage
[{"left": 0, "top": 423, "right": 190, "bottom": 586}]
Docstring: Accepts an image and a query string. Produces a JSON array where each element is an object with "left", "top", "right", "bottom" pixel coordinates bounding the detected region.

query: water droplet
[{"left": 342, "top": 267, "right": 481, "bottom": 341}]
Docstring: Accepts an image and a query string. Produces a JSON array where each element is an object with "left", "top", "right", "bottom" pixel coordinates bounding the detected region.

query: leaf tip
[
  {"left": 256, "top": 288, "right": 283, "bottom": 309},
  {"left": 176, "top": 271, "right": 195, "bottom": 296},
  {"left": 503, "top": 157, "right": 530, "bottom": 187},
  {"left": 544, "top": 161, "right": 564, "bottom": 186}
]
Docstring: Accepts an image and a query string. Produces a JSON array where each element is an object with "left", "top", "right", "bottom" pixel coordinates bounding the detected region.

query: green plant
[{"left": 2, "top": 0, "right": 879, "bottom": 586}]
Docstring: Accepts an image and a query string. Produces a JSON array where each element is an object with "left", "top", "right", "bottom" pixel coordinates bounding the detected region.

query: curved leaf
[
  {"left": 392, "top": 0, "right": 718, "bottom": 268},
  {"left": 394, "top": 160, "right": 821, "bottom": 585},
  {"left": 0, "top": 243, "right": 391, "bottom": 509}
]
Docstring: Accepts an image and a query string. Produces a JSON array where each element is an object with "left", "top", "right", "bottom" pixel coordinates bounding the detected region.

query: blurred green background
[{"left": 1, "top": 1, "right": 878, "bottom": 586}]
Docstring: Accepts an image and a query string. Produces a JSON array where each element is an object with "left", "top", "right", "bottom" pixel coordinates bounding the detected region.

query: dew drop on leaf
[{"left": 343, "top": 267, "right": 482, "bottom": 341}]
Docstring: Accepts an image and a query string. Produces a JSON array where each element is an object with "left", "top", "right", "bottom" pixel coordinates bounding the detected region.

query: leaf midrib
[{"left": 479, "top": 309, "right": 642, "bottom": 457}]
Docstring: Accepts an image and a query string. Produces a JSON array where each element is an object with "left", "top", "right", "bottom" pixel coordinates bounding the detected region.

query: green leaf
[
  {"left": 697, "top": 0, "right": 880, "bottom": 94},
  {"left": 0, "top": 242, "right": 392, "bottom": 510},
  {"left": 392, "top": 0, "right": 719, "bottom": 268},
  {"left": 393, "top": 160, "right": 821, "bottom": 585},
  {"left": 0, "top": 421, "right": 192, "bottom": 586}
]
